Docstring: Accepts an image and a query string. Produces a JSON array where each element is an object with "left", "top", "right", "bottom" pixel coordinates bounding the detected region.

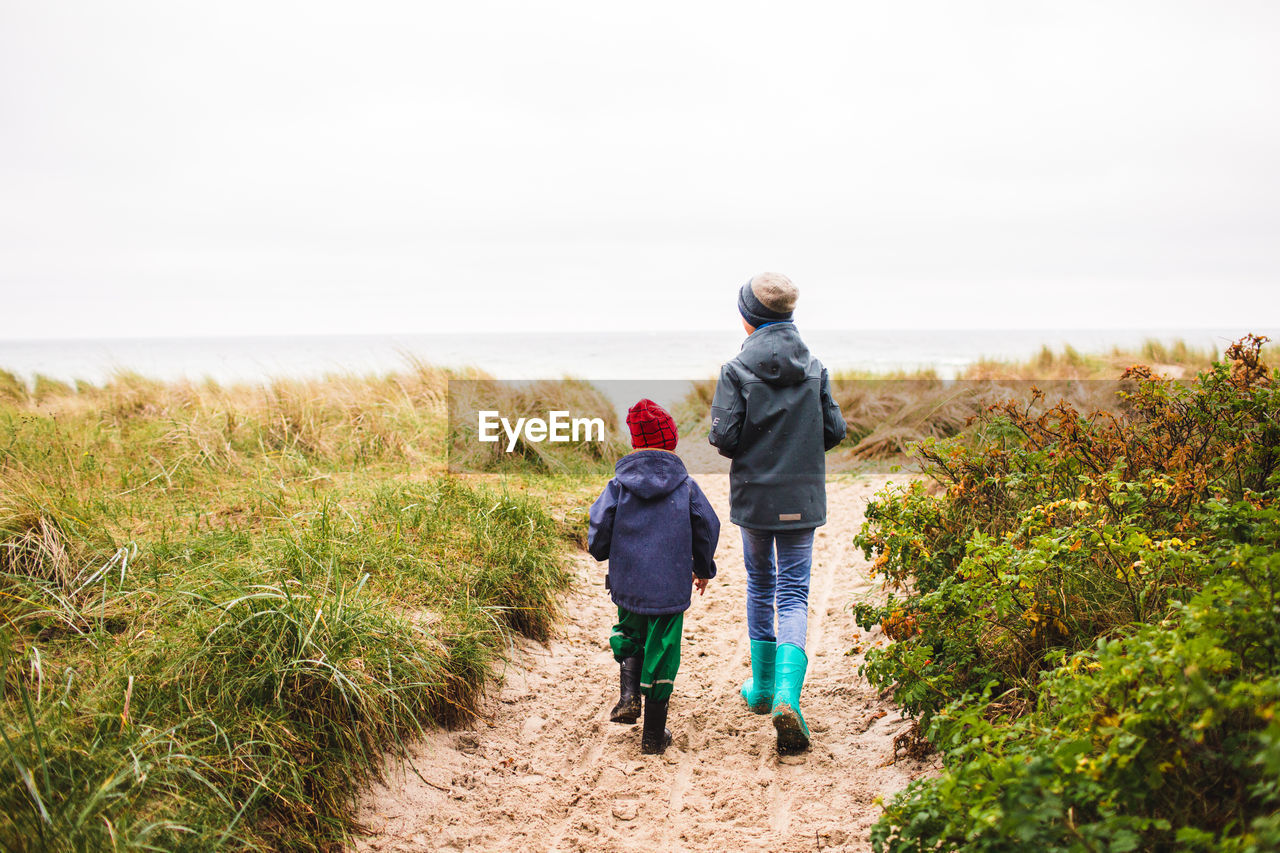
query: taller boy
[{"left": 708, "top": 273, "right": 847, "bottom": 754}]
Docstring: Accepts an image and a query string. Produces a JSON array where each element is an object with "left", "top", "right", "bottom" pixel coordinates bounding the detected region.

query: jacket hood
[
  {"left": 736, "top": 323, "right": 812, "bottom": 386},
  {"left": 614, "top": 450, "right": 689, "bottom": 499}
]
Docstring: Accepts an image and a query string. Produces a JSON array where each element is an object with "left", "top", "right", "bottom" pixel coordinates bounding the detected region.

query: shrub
[{"left": 854, "top": 336, "right": 1280, "bottom": 850}]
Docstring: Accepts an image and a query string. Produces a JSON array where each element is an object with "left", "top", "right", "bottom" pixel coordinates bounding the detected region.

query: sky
[{"left": 2, "top": 1, "right": 1278, "bottom": 338}]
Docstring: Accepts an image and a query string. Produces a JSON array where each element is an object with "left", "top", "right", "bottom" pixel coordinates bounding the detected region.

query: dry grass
[
  {"left": 447, "top": 378, "right": 628, "bottom": 474},
  {"left": 673, "top": 337, "right": 1254, "bottom": 462},
  {"left": 0, "top": 361, "right": 595, "bottom": 851}
]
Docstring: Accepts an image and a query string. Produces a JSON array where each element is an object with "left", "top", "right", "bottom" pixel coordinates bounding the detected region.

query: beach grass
[
  {"left": 0, "top": 366, "right": 593, "bottom": 850},
  {"left": 446, "top": 377, "right": 629, "bottom": 476},
  {"left": 670, "top": 337, "right": 1240, "bottom": 461},
  {"left": 832, "top": 338, "right": 1263, "bottom": 459}
]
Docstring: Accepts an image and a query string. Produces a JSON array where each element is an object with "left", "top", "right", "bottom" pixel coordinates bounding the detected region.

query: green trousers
[{"left": 609, "top": 607, "right": 683, "bottom": 701}]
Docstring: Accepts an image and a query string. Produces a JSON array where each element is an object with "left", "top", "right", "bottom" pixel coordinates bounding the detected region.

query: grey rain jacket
[{"left": 708, "top": 323, "right": 847, "bottom": 531}]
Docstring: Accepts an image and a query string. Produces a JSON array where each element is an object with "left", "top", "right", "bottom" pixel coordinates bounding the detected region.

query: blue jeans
[{"left": 741, "top": 527, "right": 815, "bottom": 650}]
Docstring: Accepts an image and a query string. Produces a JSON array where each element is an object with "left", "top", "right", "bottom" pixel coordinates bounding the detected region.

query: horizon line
[{"left": 2, "top": 326, "right": 1273, "bottom": 346}]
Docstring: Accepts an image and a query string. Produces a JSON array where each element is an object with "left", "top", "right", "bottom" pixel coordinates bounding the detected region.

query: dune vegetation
[
  {"left": 674, "top": 338, "right": 1249, "bottom": 462},
  {"left": 827, "top": 338, "right": 1256, "bottom": 460},
  {"left": 0, "top": 365, "right": 597, "bottom": 850},
  {"left": 445, "top": 377, "right": 628, "bottom": 475},
  {"left": 1, "top": 336, "right": 1272, "bottom": 850},
  {"left": 853, "top": 335, "right": 1280, "bottom": 851}
]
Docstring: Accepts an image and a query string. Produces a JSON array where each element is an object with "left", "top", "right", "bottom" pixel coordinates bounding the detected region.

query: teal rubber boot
[
  {"left": 740, "top": 639, "right": 776, "bottom": 714},
  {"left": 771, "top": 643, "right": 811, "bottom": 754}
]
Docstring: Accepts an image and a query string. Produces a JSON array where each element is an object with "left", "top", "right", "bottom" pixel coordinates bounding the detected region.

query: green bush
[{"left": 855, "top": 336, "right": 1280, "bottom": 850}]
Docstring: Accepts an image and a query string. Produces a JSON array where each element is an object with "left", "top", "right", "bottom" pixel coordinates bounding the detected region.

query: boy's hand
[{"left": 693, "top": 575, "right": 709, "bottom": 595}]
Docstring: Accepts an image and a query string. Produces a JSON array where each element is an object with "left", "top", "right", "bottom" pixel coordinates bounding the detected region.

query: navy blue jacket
[{"left": 587, "top": 450, "right": 720, "bottom": 616}]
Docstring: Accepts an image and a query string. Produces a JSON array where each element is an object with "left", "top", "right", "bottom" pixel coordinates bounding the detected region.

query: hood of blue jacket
[
  {"left": 614, "top": 450, "right": 689, "bottom": 499},
  {"left": 737, "top": 323, "right": 812, "bottom": 387}
]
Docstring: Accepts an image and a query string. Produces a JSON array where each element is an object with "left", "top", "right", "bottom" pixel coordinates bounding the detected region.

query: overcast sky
[{"left": 2, "top": 1, "right": 1278, "bottom": 338}]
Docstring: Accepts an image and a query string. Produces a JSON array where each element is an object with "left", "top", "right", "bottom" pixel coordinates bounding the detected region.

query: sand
[{"left": 353, "top": 468, "right": 937, "bottom": 852}]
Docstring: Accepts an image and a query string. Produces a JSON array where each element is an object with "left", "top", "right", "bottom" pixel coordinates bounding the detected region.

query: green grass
[{"left": 0, "top": 366, "right": 587, "bottom": 850}]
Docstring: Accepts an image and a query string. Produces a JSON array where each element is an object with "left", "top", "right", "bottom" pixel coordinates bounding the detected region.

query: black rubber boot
[
  {"left": 609, "top": 657, "right": 641, "bottom": 724},
  {"left": 640, "top": 697, "right": 673, "bottom": 755}
]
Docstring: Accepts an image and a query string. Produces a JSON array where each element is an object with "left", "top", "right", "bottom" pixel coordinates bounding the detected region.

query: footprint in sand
[{"left": 354, "top": 473, "right": 939, "bottom": 853}]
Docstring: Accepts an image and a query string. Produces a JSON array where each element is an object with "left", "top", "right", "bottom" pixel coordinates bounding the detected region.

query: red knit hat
[{"left": 626, "top": 399, "right": 678, "bottom": 451}]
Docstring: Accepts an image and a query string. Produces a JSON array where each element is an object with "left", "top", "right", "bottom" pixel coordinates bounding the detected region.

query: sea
[{"left": 0, "top": 329, "right": 1265, "bottom": 387}]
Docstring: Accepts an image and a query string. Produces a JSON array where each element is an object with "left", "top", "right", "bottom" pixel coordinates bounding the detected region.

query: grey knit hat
[{"left": 738, "top": 272, "right": 798, "bottom": 328}]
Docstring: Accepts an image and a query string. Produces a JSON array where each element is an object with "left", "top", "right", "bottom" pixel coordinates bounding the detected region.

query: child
[
  {"left": 588, "top": 398, "right": 720, "bottom": 755},
  {"left": 708, "top": 273, "right": 846, "bottom": 754}
]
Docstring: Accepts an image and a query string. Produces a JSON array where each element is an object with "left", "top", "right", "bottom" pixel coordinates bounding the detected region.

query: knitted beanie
[
  {"left": 738, "top": 272, "right": 798, "bottom": 329},
  {"left": 626, "top": 399, "right": 678, "bottom": 451}
]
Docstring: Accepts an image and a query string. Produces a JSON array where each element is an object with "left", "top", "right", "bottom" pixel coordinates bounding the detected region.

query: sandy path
[{"left": 354, "top": 471, "right": 936, "bottom": 852}]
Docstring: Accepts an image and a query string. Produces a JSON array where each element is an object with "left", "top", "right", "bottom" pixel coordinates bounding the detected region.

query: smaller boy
[{"left": 588, "top": 399, "right": 720, "bottom": 755}]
